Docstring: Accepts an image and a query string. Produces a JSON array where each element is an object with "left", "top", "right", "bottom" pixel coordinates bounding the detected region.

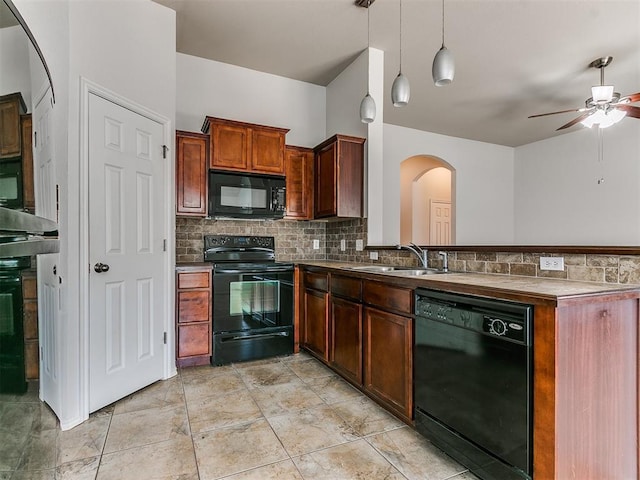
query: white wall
[
  {"left": 0, "top": 25, "right": 32, "bottom": 104},
  {"left": 514, "top": 121, "right": 640, "bottom": 245},
  {"left": 381, "top": 124, "right": 515, "bottom": 246},
  {"left": 176, "top": 53, "right": 326, "bottom": 148}
]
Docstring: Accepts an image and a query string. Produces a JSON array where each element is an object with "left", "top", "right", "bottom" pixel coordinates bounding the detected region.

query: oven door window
[
  {"left": 229, "top": 280, "right": 279, "bottom": 316},
  {"left": 220, "top": 185, "right": 267, "bottom": 210}
]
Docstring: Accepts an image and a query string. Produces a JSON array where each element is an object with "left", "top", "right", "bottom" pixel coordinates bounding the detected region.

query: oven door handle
[
  {"left": 223, "top": 331, "right": 290, "bottom": 342},
  {"left": 214, "top": 267, "right": 293, "bottom": 274}
]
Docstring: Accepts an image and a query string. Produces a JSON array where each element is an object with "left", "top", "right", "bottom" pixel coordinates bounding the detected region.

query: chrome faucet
[
  {"left": 397, "top": 243, "right": 429, "bottom": 268},
  {"left": 438, "top": 251, "right": 448, "bottom": 272}
]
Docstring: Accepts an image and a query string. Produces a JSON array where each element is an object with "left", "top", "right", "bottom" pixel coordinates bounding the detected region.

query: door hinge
[
  {"left": 163, "top": 239, "right": 167, "bottom": 252},
  {"left": 163, "top": 332, "right": 167, "bottom": 344},
  {"left": 162, "top": 145, "right": 168, "bottom": 159}
]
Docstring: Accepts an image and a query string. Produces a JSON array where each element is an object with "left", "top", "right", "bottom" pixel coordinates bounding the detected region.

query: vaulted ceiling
[{"left": 153, "top": 0, "right": 640, "bottom": 147}]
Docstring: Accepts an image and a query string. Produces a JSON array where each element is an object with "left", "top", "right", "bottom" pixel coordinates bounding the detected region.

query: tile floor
[{"left": 0, "top": 352, "right": 479, "bottom": 480}]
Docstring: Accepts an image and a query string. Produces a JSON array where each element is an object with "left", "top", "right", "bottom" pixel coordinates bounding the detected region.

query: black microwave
[
  {"left": 0, "top": 160, "right": 23, "bottom": 210},
  {"left": 209, "top": 171, "right": 286, "bottom": 219}
]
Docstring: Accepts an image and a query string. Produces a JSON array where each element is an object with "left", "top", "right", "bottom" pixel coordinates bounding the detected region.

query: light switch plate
[
  {"left": 369, "top": 251, "right": 379, "bottom": 260},
  {"left": 340, "top": 239, "right": 346, "bottom": 251},
  {"left": 313, "top": 239, "right": 320, "bottom": 250},
  {"left": 355, "top": 239, "right": 364, "bottom": 251},
  {"left": 540, "top": 256, "right": 564, "bottom": 271}
]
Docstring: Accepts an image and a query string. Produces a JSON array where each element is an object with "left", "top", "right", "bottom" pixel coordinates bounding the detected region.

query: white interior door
[
  {"left": 430, "top": 200, "right": 452, "bottom": 245},
  {"left": 33, "top": 88, "right": 62, "bottom": 416},
  {"left": 88, "top": 93, "right": 165, "bottom": 412}
]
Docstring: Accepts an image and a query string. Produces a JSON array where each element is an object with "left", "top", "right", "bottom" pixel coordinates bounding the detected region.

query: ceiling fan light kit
[
  {"left": 391, "top": 0, "right": 410, "bottom": 107},
  {"left": 529, "top": 56, "right": 640, "bottom": 131}
]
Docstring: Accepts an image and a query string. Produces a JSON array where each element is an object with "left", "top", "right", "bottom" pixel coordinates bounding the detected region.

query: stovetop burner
[{"left": 203, "top": 235, "right": 292, "bottom": 271}]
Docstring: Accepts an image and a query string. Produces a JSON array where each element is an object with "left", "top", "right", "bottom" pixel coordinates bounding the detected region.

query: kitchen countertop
[{"left": 296, "top": 260, "right": 640, "bottom": 303}]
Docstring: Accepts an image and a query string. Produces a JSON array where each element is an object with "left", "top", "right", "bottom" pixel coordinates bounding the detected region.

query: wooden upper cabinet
[
  {"left": 284, "top": 146, "right": 313, "bottom": 219},
  {"left": 202, "top": 117, "right": 289, "bottom": 175},
  {"left": 0, "top": 92, "right": 27, "bottom": 159},
  {"left": 176, "top": 130, "right": 208, "bottom": 217},
  {"left": 313, "top": 134, "right": 365, "bottom": 219}
]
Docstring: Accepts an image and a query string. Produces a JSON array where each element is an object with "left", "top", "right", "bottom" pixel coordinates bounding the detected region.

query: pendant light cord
[
  {"left": 399, "top": 0, "right": 403, "bottom": 72},
  {"left": 441, "top": 0, "right": 445, "bottom": 47}
]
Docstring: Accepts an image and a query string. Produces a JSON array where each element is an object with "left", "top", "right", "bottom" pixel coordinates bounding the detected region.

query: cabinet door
[
  {"left": 330, "top": 296, "right": 362, "bottom": 385},
  {"left": 364, "top": 307, "right": 413, "bottom": 421},
  {"left": 176, "top": 131, "right": 208, "bottom": 216},
  {"left": 177, "top": 323, "right": 211, "bottom": 358},
  {"left": 21, "top": 115, "right": 34, "bottom": 213},
  {"left": 211, "top": 123, "right": 249, "bottom": 171},
  {"left": 303, "top": 288, "right": 329, "bottom": 361},
  {"left": 251, "top": 128, "right": 285, "bottom": 174},
  {"left": 0, "top": 94, "right": 25, "bottom": 158},
  {"left": 314, "top": 142, "right": 337, "bottom": 218},
  {"left": 285, "top": 146, "right": 313, "bottom": 219}
]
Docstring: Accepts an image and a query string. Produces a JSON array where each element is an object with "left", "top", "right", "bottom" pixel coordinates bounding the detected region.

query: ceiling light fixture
[
  {"left": 432, "top": 0, "right": 454, "bottom": 86},
  {"left": 581, "top": 107, "right": 627, "bottom": 129},
  {"left": 359, "top": 0, "right": 376, "bottom": 123},
  {"left": 391, "top": 0, "right": 410, "bottom": 107}
]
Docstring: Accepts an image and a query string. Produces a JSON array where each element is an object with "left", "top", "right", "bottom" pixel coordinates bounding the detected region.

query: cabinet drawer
[
  {"left": 177, "top": 271, "right": 210, "bottom": 289},
  {"left": 331, "top": 274, "right": 362, "bottom": 301},
  {"left": 177, "top": 290, "right": 210, "bottom": 323},
  {"left": 178, "top": 323, "right": 211, "bottom": 358},
  {"left": 363, "top": 280, "right": 412, "bottom": 315},
  {"left": 304, "top": 270, "right": 328, "bottom": 292}
]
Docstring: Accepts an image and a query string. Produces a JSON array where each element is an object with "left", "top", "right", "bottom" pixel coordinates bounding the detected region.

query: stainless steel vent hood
[{"left": 0, "top": 207, "right": 59, "bottom": 258}]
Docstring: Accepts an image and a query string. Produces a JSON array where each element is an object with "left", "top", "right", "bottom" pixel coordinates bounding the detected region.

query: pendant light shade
[
  {"left": 360, "top": 93, "right": 376, "bottom": 123},
  {"left": 359, "top": 0, "right": 376, "bottom": 123},
  {"left": 391, "top": 0, "right": 410, "bottom": 107},
  {"left": 391, "top": 73, "right": 410, "bottom": 107},
  {"left": 432, "top": 0, "right": 454, "bottom": 86},
  {"left": 432, "top": 46, "right": 454, "bottom": 86}
]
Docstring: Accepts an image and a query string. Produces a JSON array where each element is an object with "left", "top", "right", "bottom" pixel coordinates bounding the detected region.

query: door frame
[{"left": 78, "top": 78, "right": 175, "bottom": 420}]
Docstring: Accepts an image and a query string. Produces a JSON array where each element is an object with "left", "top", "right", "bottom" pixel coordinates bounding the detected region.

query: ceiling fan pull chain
[{"left": 597, "top": 127, "right": 605, "bottom": 185}]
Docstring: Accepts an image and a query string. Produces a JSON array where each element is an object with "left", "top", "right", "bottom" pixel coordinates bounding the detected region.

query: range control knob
[{"left": 488, "top": 318, "right": 507, "bottom": 336}]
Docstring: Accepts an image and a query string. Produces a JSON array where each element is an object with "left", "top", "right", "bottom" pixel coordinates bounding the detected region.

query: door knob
[{"left": 94, "top": 262, "right": 110, "bottom": 273}]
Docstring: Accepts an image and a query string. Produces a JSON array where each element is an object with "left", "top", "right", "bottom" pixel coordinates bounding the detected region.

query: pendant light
[
  {"left": 391, "top": 0, "right": 410, "bottom": 107},
  {"left": 359, "top": 0, "right": 376, "bottom": 123},
  {"left": 432, "top": 0, "right": 454, "bottom": 86}
]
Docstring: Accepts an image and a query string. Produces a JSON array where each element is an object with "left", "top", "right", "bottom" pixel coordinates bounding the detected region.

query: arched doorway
[{"left": 400, "top": 155, "right": 455, "bottom": 245}]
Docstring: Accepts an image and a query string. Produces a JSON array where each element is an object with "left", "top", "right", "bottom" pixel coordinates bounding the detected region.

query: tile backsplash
[{"left": 177, "top": 216, "right": 640, "bottom": 285}]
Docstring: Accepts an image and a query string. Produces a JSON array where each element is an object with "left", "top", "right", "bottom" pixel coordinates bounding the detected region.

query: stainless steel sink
[
  {"left": 348, "top": 265, "right": 447, "bottom": 275},
  {"left": 349, "top": 265, "right": 400, "bottom": 272},
  {"left": 391, "top": 268, "right": 446, "bottom": 276}
]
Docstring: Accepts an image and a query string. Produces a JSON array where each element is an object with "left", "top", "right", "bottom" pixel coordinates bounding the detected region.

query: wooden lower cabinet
[
  {"left": 302, "top": 288, "right": 329, "bottom": 361},
  {"left": 175, "top": 266, "right": 212, "bottom": 367},
  {"left": 363, "top": 306, "right": 413, "bottom": 423},
  {"left": 330, "top": 296, "right": 362, "bottom": 384}
]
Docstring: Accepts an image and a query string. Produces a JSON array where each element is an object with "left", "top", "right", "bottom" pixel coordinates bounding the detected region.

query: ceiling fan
[{"left": 529, "top": 56, "right": 640, "bottom": 131}]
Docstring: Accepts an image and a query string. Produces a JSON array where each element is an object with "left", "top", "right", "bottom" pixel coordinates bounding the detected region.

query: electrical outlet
[
  {"left": 340, "top": 239, "right": 346, "bottom": 251},
  {"left": 355, "top": 239, "right": 364, "bottom": 251},
  {"left": 369, "top": 251, "right": 379, "bottom": 260},
  {"left": 313, "top": 239, "right": 320, "bottom": 250},
  {"left": 540, "top": 256, "right": 564, "bottom": 271}
]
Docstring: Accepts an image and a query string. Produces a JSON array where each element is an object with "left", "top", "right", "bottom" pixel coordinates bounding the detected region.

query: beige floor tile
[
  {"left": 280, "top": 351, "right": 314, "bottom": 364},
  {"left": 367, "top": 426, "right": 468, "bottom": 480},
  {"left": 221, "top": 460, "right": 303, "bottom": 480},
  {"left": 10, "top": 470, "right": 56, "bottom": 480},
  {"left": 56, "top": 456, "right": 100, "bottom": 480},
  {"left": 179, "top": 363, "right": 236, "bottom": 381},
  {"left": 187, "top": 389, "right": 262, "bottom": 434},
  {"left": 293, "top": 439, "right": 406, "bottom": 480},
  {"left": 267, "top": 404, "right": 359, "bottom": 457},
  {"left": 0, "top": 473, "right": 11, "bottom": 480},
  {"left": 113, "top": 376, "right": 184, "bottom": 415},
  {"left": 304, "top": 375, "right": 362, "bottom": 404},
  {"left": 0, "top": 402, "right": 39, "bottom": 438},
  {"left": 0, "top": 426, "right": 30, "bottom": 470},
  {"left": 193, "top": 419, "right": 288, "bottom": 479},
  {"left": 287, "top": 358, "right": 334, "bottom": 381},
  {"left": 97, "top": 436, "right": 198, "bottom": 480},
  {"left": 182, "top": 372, "right": 247, "bottom": 403},
  {"left": 236, "top": 362, "right": 301, "bottom": 389},
  {"left": 56, "top": 412, "right": 111, "bottom": 466},
  {"left": 103, "top": 404, "right": 189, "bottom": 454},
  {"left": 249, "top": 382, "right": 324, "bottom": 418},
  {"left": 331, "top": 396, "right": 404, "bottom": 437},
  {"left": 16, "top": 429, "right": 57, "bottom": 471},
  {"left": 231, "top": 357, "right": 284, "bottom": 370}
]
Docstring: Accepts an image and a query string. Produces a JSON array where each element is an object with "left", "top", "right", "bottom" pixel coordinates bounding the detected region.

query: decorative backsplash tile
[{"left": 177, "top": 216, "right": 640, "bottom": 285}]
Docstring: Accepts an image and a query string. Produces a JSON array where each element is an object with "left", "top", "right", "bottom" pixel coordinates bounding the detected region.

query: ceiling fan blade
[
  {"left": 618, "top": 92, "right": 640, "bottom": 104},
  {"left": 528, "top": 108, "right": 583, "bottom": 118},
  {"left": 616, "top": 104, "right": 640, "bottom": 119},
  {"left": 556, "top": 112, "right": 593, "bottom": 131}
]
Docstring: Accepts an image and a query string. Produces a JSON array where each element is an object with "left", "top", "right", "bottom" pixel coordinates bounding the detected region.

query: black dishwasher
[{"left": 414, "top": 288, "right": 533, "bottom": 480}]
